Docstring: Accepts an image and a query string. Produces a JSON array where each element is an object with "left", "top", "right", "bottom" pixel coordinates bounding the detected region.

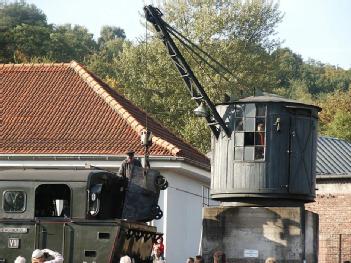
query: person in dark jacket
[{"left": 118, "top": 150, "right": 142, "bottom": 179}]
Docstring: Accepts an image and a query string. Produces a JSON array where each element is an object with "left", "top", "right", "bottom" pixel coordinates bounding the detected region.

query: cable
[
  {"left": 144, "top": 14, "right": 149, "bottom": 129},
  {"left": 164, "top": 22, "right": 236, "bottom": 80},
  {"left": 168, "top": 185, "right": 212, "bottom": 202}
]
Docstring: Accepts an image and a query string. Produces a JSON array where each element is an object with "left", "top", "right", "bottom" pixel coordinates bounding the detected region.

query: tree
[
  {"left": 318, "top": 88, "right": 351, "bottom": 141},
  {"left": 49, "top": 24, "right": 97, "bottom": 62},
  {"left": 301, "top": 60, "right": 351, "bottom": 95},
  {"left": 324, "top": 111, "right": 351, "bottom": 142},
  {"left": 0, "top": 1, "right": 51, "bottom": 62},
  {"left": 98, "top": 25, "right": 126, "bottom": 47},
  {"left": 0, "top": 1, "right": 99, "bottom": 63},
  {"left": 0, "top": 0, "right": 47, "bottom": 28},
  {"left": 87, "top": 38, "right": 128, "bottom": 79},
  {"left": 272, "top": 48, "right": 303, "bottom": 90},
  {"left": 11, "top": 23, "right": 52, "bottom": 62}
]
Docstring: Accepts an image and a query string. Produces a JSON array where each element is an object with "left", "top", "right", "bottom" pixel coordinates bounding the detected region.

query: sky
[{"left": 24, "top": 0, "right": 351, "bottom": 69}]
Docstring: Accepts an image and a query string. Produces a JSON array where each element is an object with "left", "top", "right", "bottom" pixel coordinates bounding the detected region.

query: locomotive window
[
  {"left": 35, "top": 184, "right": 71, "bottom": 217},
  {"left": 3, "top": 191, "right": 26, "bottom": 213},
  {"left": 234, "top": 103, "right": 266, "bottom": 161}
]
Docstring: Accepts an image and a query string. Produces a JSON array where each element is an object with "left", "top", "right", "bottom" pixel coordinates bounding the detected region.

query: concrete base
[{"left": 201, "top": 206, "right": 318, "bottom": 263}]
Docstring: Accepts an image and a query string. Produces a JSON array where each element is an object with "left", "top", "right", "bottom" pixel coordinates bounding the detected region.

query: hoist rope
[{"left": 163, "top": 21, "right": 236, "bottom": 81}]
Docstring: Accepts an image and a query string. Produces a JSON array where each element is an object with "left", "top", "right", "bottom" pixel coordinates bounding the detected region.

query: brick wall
[{"left": 306, "top": 179, "right": 351, "bottom": 263}]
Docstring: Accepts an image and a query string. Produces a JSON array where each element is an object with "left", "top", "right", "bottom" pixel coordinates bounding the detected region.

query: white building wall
[
  {"left": 154, "top": 171, "right": 210, "bottom": 263},
  {"left": 316, "top": 180, "right": 351, "bottom": 194}
]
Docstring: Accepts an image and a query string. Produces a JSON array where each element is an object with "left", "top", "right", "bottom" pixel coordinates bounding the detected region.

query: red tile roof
[{"left": 1, "top": 61, "right": 209, "bottom": 168}]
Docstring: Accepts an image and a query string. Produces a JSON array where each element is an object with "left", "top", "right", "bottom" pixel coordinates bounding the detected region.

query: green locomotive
[{"left": 0, "top": 168, "right": 167, "bottom": 262}]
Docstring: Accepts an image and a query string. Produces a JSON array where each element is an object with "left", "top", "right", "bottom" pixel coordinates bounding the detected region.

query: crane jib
[{"left": 143, "top": 5, "right": 230, "bottom": 138}]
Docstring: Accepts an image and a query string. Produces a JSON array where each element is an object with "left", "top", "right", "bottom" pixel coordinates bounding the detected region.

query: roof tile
[{"left": 1, "top": 61, "right": 209, "bottom": 168}]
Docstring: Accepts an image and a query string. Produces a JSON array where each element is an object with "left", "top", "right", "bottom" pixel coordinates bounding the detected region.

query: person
[
  {"left": 14, "top": 256, "right": 26, "bottom": 263},
  {"left": 186, "top": 257, "right": 194, "bottom": 263},
  {"left": 152, "top": 236, "right": 164, "bottom": 257},
  {"left": 151, "top": 247, "right": 165, "bottom": 263},
  {"left": 31, "top": 249, "right": 63, "bottom": 263},
  {"left": 213, "top": 251, "right": 225, "bottom": 263},
  {"left": 195, "top": 255, "right": 203, "bottom": 263},
  {"left": 265, "top": 257, "right": 277, "bottom": 263},
  {"left": 256, "top": 122, "right": 265, "bottom": 145},
  {"left": 118, "top": 150, "right": 142, "bottom": 179}
]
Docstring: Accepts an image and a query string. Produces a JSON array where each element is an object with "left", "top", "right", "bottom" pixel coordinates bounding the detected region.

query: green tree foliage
[
  {"left": 48, "top": 24, "right": 97, "bottom": 62},
  {"left": 87, "top": 26, "right": 128, "bottom": 78},
  {"left": 98, "top": 25, "right": 126, "bottom": 47},
  {"left": 0, "top": 1, "right": 97, "bottom": 63},
  {"left": 272, "top": 48, "right": 303, "bottom": 90},
  {"left": 0, "top": 0, "right": 50, "bottom": 62},
  {"left": 324, "top": 111, "right": 351, "bottom": 142},
  {"left": 317, "top": 89, "right": 351, "bottom": 141},
  {"left": 301, "top": 61, "right": 351, "bottom": 95}
]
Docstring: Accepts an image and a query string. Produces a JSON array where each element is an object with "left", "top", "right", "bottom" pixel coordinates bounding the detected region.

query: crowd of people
[{"left": 15, "top": 245, "right": 278, "bottom": 263}]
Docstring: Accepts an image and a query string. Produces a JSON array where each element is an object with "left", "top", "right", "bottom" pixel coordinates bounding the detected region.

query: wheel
[
  {"left": 155, "top": 209, "right": 163, "bottom": 220},
  {"left": 151, "top": 204, "right": 163, "bottom": 220},
  {"left": 155, "top": 175, "right": 168, "bottom": 190}
]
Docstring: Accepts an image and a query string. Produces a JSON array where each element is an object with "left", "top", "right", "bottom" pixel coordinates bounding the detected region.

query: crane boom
[{"left": 144, "top": 5, "right": 230, "bottom": 138}]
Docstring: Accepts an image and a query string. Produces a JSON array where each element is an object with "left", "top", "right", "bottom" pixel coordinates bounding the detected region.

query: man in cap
[
  {"left": 118, "top": 150, "right": 142, "bottom": 179},
  {"left": 31, "top": 249, "right": 63, "bottom": 263}
]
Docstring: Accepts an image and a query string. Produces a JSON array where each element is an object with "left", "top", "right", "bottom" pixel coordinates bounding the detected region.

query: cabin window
[
  {"left": 234, "top": 103, "right": 266, "bottom": 161},
  {"left": 3, "top": 190, "right": 26, "bottom": 213},
  {"left": 88, "top": 184, "right": 102, "bottom": 216},
  {"left": 35, "top": 184, "right": 71, "bottom": 217}
]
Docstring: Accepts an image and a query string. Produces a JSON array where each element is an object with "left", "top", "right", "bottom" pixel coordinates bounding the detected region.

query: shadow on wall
[{"left": 202, "top": 206, "right": 309, "bottom": 263}]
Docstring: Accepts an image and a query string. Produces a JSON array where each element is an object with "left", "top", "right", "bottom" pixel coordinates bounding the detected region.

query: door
[{"left": 288, "top": 108, "right": 316, "bottom": 195}]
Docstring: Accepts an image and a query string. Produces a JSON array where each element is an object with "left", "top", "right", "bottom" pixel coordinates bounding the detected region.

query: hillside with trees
[{"left": 1, "top": 0, "right": 350, "bottom": 152}]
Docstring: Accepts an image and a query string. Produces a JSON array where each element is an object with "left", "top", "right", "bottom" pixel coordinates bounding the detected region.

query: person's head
[
  {"left": 15, "top": 256, "right": 26, "bottom": 263},
  {"left": 186, "top": 257, "right": 194, "bottom": 263},
  {"left": 195, "top": 255, "right": 203, "bottom": 263},
  {"left": 126, "top": 150, "right": 135, "bottom": 161},
  {"left": 156, "top": 236, "right": 163, "bottom": 244},
  {"left": 120, "top": 255, "right": 132, "bottom": 263},
  {"left": 265, "top": 257, "right": 277, "bottom": 263},
  {"left": 31, "top": 249, "right": 45, "bottom": 263},
  {"left": 257, "top": 123, "right": 264, "bottom": 131},
  {"left": 213, "top": 251, "right": 226, "bottom": 263}
]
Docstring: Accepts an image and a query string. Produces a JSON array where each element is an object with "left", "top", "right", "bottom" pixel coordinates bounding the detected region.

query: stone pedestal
[{"left": 202, "top": 206, "right": 318, "bottom": 263}]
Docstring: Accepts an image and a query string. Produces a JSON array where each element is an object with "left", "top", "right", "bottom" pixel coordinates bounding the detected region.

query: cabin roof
[
  {"left": 1, "top": 61, "right": 209, "bottom": 168},
  {"left": 236, "top": 93, "right": 321, "bottom": 111}
]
